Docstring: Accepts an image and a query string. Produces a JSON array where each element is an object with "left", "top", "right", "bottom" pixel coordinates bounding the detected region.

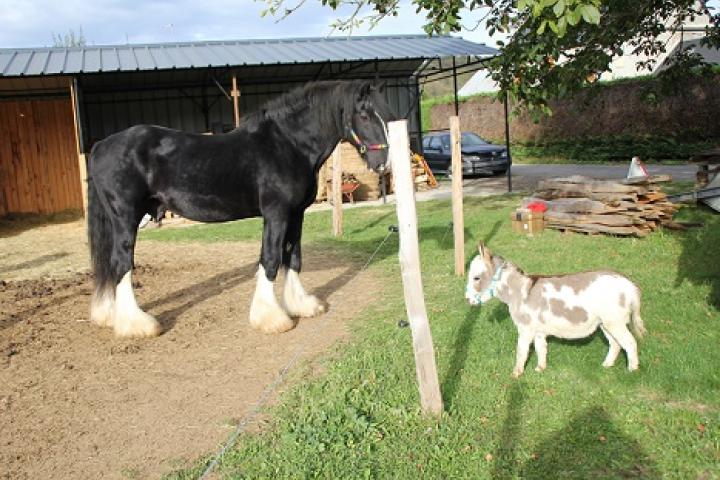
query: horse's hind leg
[
  {"left": 110, "top": 207, "right": 161, "bottom": 338},
  {"left": 250, "top": 214, "right": 295, "bottom": 334},
  {"left": 281, "top": 213, "right": 326, "bottom": 318}
]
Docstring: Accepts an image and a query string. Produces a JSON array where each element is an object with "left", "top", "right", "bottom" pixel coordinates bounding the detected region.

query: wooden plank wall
[{"left": 0, "top": 98, "right": 82, "bottom": 215}]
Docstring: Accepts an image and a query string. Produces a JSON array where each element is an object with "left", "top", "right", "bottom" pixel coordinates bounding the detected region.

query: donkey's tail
[
  {"left": 87, "top": 152, "right": 115, "bottom": 303},
  {"left": 630, "top": 286, "right": 646, "bottom": 339}
]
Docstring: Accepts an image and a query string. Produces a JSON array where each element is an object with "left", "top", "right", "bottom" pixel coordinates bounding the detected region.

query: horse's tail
[
  {"left": 630, "top": 285, "right": 646, "bottom": 339},
  {"left": 87, "top": 148, "right": 116, "bottom": 323}
]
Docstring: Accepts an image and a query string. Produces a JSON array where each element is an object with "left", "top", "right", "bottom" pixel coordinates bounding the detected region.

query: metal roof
[{"left": 0, "top": 35, "right": 496, "bottom": 77}]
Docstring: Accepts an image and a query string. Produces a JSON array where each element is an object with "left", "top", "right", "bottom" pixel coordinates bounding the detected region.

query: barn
[{"left": 0, "top": 35, "right": 495, "bottom": 216}]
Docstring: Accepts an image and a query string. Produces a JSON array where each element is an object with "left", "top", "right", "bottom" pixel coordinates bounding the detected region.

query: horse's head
[{"left": 344, "top": 81, "right": 395, "bottom": 172}]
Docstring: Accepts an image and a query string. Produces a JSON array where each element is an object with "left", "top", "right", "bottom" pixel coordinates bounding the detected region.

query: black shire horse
[{"left": 87, "top": 80, "right": 393, "bottom": 337}]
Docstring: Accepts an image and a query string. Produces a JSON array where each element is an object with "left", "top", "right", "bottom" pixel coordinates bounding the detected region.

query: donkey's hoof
[
  {"left": 113, "top": 310, "right": 162, "bottom": 338},
  {"left": 511, "top": 368, "right": 524, "bottom": 379},
  {"left": 602, "top": 360, "right": 615, "bottom": 368},
  {"left": 534, "top": 365, "right": 546, "bottom": 373},
  {"left": 628, "top": 364, "right": 639, "bottom": 372}
]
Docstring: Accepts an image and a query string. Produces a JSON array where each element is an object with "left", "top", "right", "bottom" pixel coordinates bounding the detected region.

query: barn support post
[
  {"left": 332, "top": 143, "right": 343, "bottom": 236},
  {"left": 231, "top": 74, "right": 241, "bottom": 128},
  {"left": 388, "top": 119, "right": 443, "bottom": 416},
  {"left": 69, "top": 77, "right": 88, "bottom": 217},
  {"left": 450, "top": 116, "right": 465, "bottom": 276}
]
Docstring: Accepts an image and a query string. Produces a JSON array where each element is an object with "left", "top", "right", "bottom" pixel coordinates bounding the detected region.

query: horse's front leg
[
  {"left": 249, "top": 215, "right": 295, "bottom": 334},
  {"left": 281, "top": 212, "right": 326, "bottom": 318}
]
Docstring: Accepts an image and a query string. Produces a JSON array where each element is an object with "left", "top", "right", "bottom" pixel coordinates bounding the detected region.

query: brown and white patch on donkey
[{"left": 466, "top": 241, "right": 646, "bottom": 378}]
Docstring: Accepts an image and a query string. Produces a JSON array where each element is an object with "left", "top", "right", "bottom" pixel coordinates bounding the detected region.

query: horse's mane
[{"left": 241, "top": 80, "right": 367, "bottom": 129}]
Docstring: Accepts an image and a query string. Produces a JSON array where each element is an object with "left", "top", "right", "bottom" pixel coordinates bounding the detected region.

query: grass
[{"left": 152, "top": 196, "right": 720, "bottom": 479}]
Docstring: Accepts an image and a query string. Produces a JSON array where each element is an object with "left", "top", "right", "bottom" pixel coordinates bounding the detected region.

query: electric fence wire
[{"left": 199, "top": 225, "right": 398, "bottom": 479}]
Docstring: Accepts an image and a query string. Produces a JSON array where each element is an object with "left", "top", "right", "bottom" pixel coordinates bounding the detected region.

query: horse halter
[
  {"left": 345, "top": 111, "right": 389, "bottom": 155},
  {"left": 466, "top": 262, "right": 506, "bottom": 305}
]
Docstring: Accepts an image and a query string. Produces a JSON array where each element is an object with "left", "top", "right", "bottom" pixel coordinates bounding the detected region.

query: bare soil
[{"left": 0, "top": 219, "right": 378, "bottom": 479}]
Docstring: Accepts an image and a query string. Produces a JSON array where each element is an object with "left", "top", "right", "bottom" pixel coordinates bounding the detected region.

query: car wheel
[{"left": 493, "top": 167, "right": 508, "bottom": 176}]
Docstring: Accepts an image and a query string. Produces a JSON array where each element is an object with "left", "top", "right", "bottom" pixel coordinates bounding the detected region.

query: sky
[{"left": 0, "top": 0, "right": 498, "bottom": 49}]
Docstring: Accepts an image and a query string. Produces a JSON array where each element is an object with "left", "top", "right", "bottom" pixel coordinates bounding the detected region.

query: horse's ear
[{"left": 356, "top": 81, "right": 373, "bottom": 101}]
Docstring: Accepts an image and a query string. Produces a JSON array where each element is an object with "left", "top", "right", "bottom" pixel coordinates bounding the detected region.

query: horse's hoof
[
  {"left": 113, "top": 310, "right": 162, "bottom": 338},
  {"left": 283, "top": 294, "right": 326, "bottom": 318},
  {"left": 253, "top": 313, "right": 295, "bottom": 334},
  {"left": 534, "top": 365, "right": 546, "bottom": 373},
  {"left": 511, "top": 369, "right": 524, "bottom": 379},
  {"left": 90, "top": 292, "right": 115, "bottom": 327},
  {"left": 602, "top": 361, "right": 615, "bottom": 368},
  {"left": 628, "top": 364, "right": 639, "bottom": 372}
]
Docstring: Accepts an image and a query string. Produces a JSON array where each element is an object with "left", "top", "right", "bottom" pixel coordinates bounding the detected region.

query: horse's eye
[{"left": 473, "top": 276, "right": 481, "bottom": 281}]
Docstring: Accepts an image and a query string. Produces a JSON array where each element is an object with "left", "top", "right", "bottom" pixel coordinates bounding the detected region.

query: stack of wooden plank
[{"left": 526, "top": 175, "right": 678, "bottom": 237}]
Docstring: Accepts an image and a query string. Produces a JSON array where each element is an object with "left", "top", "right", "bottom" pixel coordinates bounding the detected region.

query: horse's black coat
[{"left": 88, "top": 80, "right": 394, "bottom": 300}]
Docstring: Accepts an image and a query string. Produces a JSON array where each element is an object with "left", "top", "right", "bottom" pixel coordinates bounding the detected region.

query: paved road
[
  {"left": 310, "top": 163, "right": 697, "bottom": 210},
  {"left": 416, "top": 163, "right": 697, "bottom": 202}
]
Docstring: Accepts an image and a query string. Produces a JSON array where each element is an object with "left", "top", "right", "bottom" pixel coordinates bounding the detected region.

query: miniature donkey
[{"left": 466, "top": 242, "right": 646, "bottom": 377}]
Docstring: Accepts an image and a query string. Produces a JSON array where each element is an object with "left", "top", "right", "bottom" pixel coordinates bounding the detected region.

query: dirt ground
[{"left": 0, "top": 218, "right": 379, "bottom": 479}]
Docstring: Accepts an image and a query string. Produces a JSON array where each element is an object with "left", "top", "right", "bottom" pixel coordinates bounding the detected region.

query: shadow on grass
[
  {"left": 521, "top": 406, "right": 660, "bottom": 479},
  {"left": 491, "top": 382, "right": 526, "bottom": 480},
  {"left": 674, "top": 209, "right": 720, "bottom": 309}
]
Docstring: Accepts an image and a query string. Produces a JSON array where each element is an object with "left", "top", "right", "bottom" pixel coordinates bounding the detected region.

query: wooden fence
[{"left": 0, "top": 98, "right": 82, "bottom": 215}]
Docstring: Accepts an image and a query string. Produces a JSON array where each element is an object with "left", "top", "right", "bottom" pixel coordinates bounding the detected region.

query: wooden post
[
  {"left": 450, "top": 116, "right": 464, "bottom": 276},
  {"left": 332, "top": 143, "right": 343, "bottom": 237},
  {"left": 69, "top": 77, "right": 88, "bottom": 217},
  {"left": 231, "top": 74, "right": 241, "bottom": 128},
  {"left": 388, "top": 119, "right": 443, "bottom": 416}
]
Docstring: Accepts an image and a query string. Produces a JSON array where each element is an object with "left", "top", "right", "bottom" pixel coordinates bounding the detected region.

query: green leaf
[
  {"left": 553, "top": 0, "right": 565, "bottom": 17},
  {"left": 567, "top": 7, "right": 581, "bottom": 25},
  {"left": 517, "top": 0, "right": 530, "bottom": 10},
  {"left": 579, "top": 4, "right": 600, "bottom": 24},
  {"left": 537, "top": 19, "right": 548, "bottom": 34}
]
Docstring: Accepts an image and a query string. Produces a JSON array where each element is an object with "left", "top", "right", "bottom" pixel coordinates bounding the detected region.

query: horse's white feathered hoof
[
  {"left": 90, "top": 291, "right": 115, "bottom": 327},
  {"left": 250, "top": 295, "right": 295, "bottom": 334},
  {"left": 283, "top": 293, "right": 326, "bottom": 318},
  {"left": 113, "top": 309, "right": 162, "bottom": 338},
  {"left": 249, "top": 303, "right": 295, "bottom": 334}
]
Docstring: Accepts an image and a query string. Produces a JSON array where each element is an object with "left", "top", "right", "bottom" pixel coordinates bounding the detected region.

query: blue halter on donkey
[{"left": 87, "top": 80, "right": 394, "bottom": 338}]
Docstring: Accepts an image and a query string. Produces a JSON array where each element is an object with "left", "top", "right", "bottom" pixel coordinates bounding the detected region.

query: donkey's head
[
  {"left": 344, "top": 81, "right": 395, "bottom": 172},
  {"left": 466, "top": 241, "right": 501, "bottom": 306}
]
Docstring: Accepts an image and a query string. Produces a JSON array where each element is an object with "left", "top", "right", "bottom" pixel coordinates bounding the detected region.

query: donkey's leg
[
  {"left": 533, "top": 334, "right": 548, "bottom": 373},
  {"left": 250, "top": 216, "right": 295, "bottom": 334},
  {"left": 600, "top": 326, "right": 622, "bottom": 368},
  {"left": 281, "top": 213, "right": 325, "bottom": 318},
  {"left": 512, "top": 331, "right": 534, "bottom": 378},
  {"left": 111, "top": 209, "right": 161, "bottom": 338},
  {"left": 605, "top": 323, "right": 639, "bottom": 371}
]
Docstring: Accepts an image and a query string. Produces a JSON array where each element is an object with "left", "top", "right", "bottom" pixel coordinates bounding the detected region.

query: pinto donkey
[
  {"left": 88, "top": 80, "right": 393, "bottom": 337},
  {"left": 466, "top": 242, "right": 646, "bottom": 377}
]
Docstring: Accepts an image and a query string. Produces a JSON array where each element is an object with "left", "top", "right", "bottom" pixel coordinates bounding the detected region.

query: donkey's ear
[{"left": 477, "top": 240, "right": 485, "bottom": 254}]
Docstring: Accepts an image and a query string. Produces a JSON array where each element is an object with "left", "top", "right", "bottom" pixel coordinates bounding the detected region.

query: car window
[
  {"left": 422, "top": 137, "right": 431, "bottom": 149},
  {"left": 461, "top": 132, "right": 489, "bottom": 146},
  {"left": 429, "top": 137, "right": 443, "bottom": 149},
  {"left": 441, "top": 135, "right": 451, "bottom": 149}
]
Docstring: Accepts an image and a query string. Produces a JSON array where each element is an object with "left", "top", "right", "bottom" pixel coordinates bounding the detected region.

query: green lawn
[{"left": 149, "top": 196, "right": 720, "bottom": 479}]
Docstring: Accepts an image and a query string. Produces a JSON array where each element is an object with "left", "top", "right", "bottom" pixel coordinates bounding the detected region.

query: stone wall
[{"left": 429, "top": 75, "right": 720, "bottom": 144}]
